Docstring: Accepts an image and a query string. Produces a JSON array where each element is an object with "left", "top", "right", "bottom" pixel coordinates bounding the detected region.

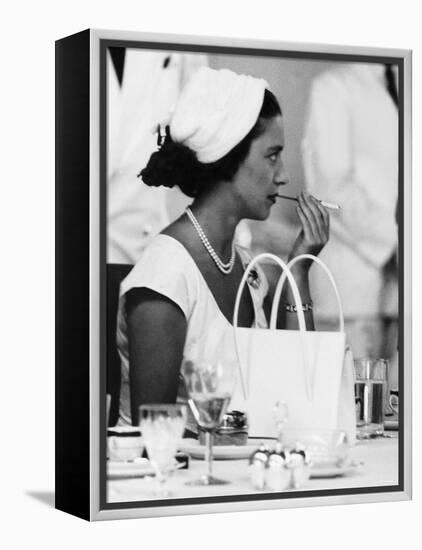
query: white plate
[
  {"left": 107, "top": 458, "right": 155, "bottom": 479},
  {"left": 179, "top": 438, "right": 267, "bottom": 460},
  {"left": 310, "top": 460, "right": 363, "bottom": 478},
  {"left": 107, "top": 458, "right": 184, "bottom": 479}
]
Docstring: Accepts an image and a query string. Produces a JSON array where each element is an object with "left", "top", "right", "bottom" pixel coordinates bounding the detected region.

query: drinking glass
[
  {"left": 138, "top": 403, "right": 187, "bottom": 496},
  {"left": 181, "top": 358, "right": 236, "bottom": 485},
  {"left": 354, "top": 358, "right": 388, "bottom": 437}
]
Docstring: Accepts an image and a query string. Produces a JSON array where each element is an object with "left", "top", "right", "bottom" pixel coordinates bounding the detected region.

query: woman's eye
[{"left": 268, "top": 153, "right": 278, "bottom": 162}]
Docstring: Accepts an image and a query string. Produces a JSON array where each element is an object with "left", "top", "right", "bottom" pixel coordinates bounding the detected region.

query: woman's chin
[
  {"left": 256, "top": 205, "right": 272, "bottom": 221},
  {"left": 241, "top": 203, "right": 272, "bottom": 222}
]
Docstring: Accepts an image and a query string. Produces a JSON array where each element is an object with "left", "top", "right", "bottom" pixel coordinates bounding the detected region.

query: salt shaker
[
  {"left": 249, "top": 443, "right": 270, "bottom": 490},
  {"left": 266, "top": 443, "right": 291, "bottom": 491},
  {"left": 286, "top": 448, "right": 311, "bottom": 489}
]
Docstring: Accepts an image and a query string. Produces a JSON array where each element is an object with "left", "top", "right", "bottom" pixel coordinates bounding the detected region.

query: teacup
[{"left": 107, "top": 426, "right": 143, "bottom": 462}]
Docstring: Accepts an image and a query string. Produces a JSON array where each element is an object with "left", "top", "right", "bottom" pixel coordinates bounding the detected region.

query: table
[{"left": 108, "top": 435, "right": 399, "bottom": 503}]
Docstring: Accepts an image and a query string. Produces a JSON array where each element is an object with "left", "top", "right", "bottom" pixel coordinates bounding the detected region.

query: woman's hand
[{"left": 289, "top": 191, "right": 330, "bottom": 264}]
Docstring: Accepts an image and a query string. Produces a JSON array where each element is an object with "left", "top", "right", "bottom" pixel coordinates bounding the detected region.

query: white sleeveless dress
[{"left": 116, "top": 234, "right": 268, "bottom": 425}]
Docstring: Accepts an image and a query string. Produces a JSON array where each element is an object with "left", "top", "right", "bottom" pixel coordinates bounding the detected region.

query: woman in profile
[{"left": 116, "top": 67, "right": 330, "bottom": 425}]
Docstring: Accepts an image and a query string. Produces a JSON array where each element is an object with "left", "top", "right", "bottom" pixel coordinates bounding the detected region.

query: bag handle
[
  {"left": 232, "top": 253, "right": 310, "bottom": 401},
  {"left": 270, "top": 254, "right": 345, "bottom": 332}
]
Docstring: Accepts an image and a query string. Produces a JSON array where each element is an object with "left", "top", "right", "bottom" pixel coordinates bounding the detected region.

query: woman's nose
[{"left": 275, "top": 164, "right": 290, "bottom": 186}]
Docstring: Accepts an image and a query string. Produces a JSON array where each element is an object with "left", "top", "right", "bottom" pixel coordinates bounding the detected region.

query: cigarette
[
  {"left": 318, "top": 200, "right": 340, "bottom": 210},
  {"left": 276, "top": 194, "right": 340, "bottom": 210}
]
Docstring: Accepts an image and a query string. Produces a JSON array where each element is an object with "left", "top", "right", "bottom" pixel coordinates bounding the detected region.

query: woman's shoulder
[
  {"left": 137, "top": 233, "right": 191, "bottom": 263},
  {"left": 119, "top": 233, "right": 201, "bottom": 318},
  {"left": 120, "top": 234, "right": 196, "bottom": 295}
]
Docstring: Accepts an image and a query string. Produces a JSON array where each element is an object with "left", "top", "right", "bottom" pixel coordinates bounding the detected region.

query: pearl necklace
[{"left": 186, "top": 207, "right": 236, "bottom": 275}]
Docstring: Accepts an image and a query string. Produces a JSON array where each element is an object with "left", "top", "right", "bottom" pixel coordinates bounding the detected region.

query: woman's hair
[{"left": 139, "top": 89, "right": 282, "bottom": 198}]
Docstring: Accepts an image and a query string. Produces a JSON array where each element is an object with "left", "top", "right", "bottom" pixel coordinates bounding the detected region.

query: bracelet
[{"left": 283, "top": 300, "right": 313, "bottom": 313}]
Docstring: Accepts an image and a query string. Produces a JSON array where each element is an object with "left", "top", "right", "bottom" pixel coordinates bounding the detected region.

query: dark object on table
[
  {"left": 175, "top": 452, "right": 190, "bottom": 469},
  {"left": 107, "top": 428, "right": 141, "bottom": 437},
  {"left": 199, "top": 410, "right": 249, "bottom": 446},
  {"left": 384, "top": 420, "right": 399, "bottom": 431}
]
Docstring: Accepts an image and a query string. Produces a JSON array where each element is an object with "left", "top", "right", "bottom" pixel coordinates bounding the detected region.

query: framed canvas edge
[
  {"left": 90, "top": 27, "right": 411, "bottom": 58},
  {"left": 91, "top": 490, "right": 411, "bottom": 522},
  {"left": 87, "top": 28, "right": 412, "bottom": 521},
  {"left": 402, "top": 49, "right": 412, "bottom": 502},
  {"left": 90, "top": 28, "right": 103, "bottom": 521}
]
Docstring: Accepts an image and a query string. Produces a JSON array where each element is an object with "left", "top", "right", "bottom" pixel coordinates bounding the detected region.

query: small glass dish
[{"left": 280, "top": 429, "right": 350, "bottom": 468}]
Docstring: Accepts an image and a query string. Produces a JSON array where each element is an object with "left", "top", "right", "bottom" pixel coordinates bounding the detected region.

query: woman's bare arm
[{"left": 126, "top": 288, "right": 187, "bottom": 425}]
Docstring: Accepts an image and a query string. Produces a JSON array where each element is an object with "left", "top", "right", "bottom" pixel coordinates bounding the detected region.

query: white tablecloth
[{"left": 107, "top": 436, "right": 399, "bottom": 503}]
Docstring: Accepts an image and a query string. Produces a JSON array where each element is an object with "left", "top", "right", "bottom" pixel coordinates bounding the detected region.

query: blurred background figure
[
  {"left": 106, "top": 48, "right": 207, "bottom": 424},
  {"left": 302, "top": 62, "right": 399, "bottom": 360},
  {"left": 107, "top": 47, "right": 208, "bottom": 264}
]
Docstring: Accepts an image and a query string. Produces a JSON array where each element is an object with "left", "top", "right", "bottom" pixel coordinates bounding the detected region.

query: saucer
[
  {"left": 107, "top": 458, "right": 154, "bottom": 479},
  {"left": 179, "top": 438, "right": 268, "bottom": 460},
  {"left": 310, "top": 460, "right": 363, "bottom": 478}
]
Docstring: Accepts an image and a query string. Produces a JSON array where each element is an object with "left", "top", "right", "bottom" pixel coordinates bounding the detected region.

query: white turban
[{"left": 169, "top": 67, "right": 268, "bottom": 163}]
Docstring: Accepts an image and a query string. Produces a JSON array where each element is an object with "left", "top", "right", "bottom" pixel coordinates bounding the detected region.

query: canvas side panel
[{"left": 55, "top": 29, "right": 91, "bottom": 521}]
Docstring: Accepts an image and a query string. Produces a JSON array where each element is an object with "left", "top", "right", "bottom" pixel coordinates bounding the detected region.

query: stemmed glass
[
  {"left": 138, "top": 403, "right": 187, "bottom": 496},
  {"left": 181, "top": 358, "right": 236, "bottom": 485},
  {"left": 273, "top": 400, "right": 289, "bottom": 442}
]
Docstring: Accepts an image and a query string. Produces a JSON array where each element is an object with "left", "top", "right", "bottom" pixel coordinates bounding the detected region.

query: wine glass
[
  {"left": 181, "top": 358, "right": 236, "bottom": 485},
  {"left": 138, "top": 403, "right": 187, "bottom": 496}
]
